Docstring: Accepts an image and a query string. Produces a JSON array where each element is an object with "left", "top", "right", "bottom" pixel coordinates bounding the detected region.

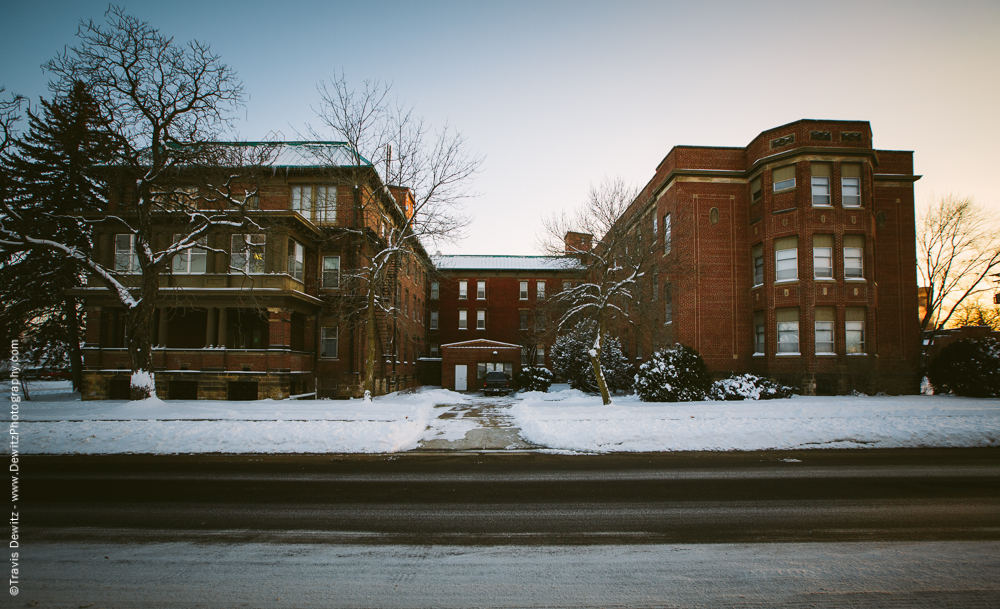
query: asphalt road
[{"left": 22, "top": 448, "right": 1000, "bottom": 545}]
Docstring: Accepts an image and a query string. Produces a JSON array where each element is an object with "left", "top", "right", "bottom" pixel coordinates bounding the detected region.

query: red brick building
[
  {"left": 77, "top": 142, "right": 430, "bottom": 400},
  {"left": 612, "top": 119, "right": 922, "bottom": 394},
  {"left": 425, "top": 256, "right": 584, "bottom": 390}
]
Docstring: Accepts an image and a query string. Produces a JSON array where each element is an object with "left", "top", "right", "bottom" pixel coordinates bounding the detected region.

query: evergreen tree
[
  {"left": 0, "top": 81, "right": 116, "bottom": 390},
  {"left": 551, "top": 321, "right": 633, "bottom": 395}
]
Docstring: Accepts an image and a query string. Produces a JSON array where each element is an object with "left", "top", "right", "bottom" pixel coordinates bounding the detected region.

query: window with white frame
[
  {"left": 287, "top": 239, "right": 304, "bottom": 281},
  {"left": 535, "top": 312, "right": 546, "bottom": 331},
  {"left": 458, "top": 309, "right": 467, "bottom": 330},
  {"left": 476, "top": 309, "right": 486, "bottom": 330},
  {"left": 322, "top": 255, "right": 340, "bottom": 288},
  {"left": 815, "top": 307, "right": 835, "bottom": 354},
  {"left": 663, "top": 285, "right": 672, "bottom": 324},
  {"left": 774, "top": 236, "right": 798, "bottom": 282},
  {"left": 291, "top": 185, "right": 312, "bottom": 217},
  {"left": 652, "top": 215, "right": 658, "bottom": 240},
  {"left": 519, "top": 310, "right": 529, "bottom": 330},
  {"left": 519, "top": 281, "right": 528, "bottom": 300},
  {"left": 430, "top": 281, "right": 439, "bottom": 299},
  {"left": 811, "top": 163, "right": 831, "bottom": 206},
  {"left": 846, "top": 307, "right": 866, "bottom": 354},
  {"left": 171, "top": 234, "right": 207, "bottom": 274},
  {"left": 230, "top": 234, "right": 266, "bottom": 273},
  {"left": 459, "top": 280, "right": 468, "bottom": 299},
  {"left": 114, "top": 234, "right": 140, "bottom": 273},
  {"left": 750, "top": 176, "right": 762, "bottom": 203},
  {"left": 535, "top": 346, "right": 545, "bottom": 366},
  {"left": 430, "top": 310, "right": 438, "bottom": 330},
  {"left": 521, "top": 348, "right": 529, "bottom": 366},
  {"left": 320, "top": 326, "right": 338, "bottom": 358},
  {"left": 813, "top": 234, "right": 833, "bottom": 279},
  {"left": 536, "top": 280, "right": 545, "bottom": 300},
  {"left": 844, "top": 234, "right": 864, "bottom": 279},
  {"left": 753, "top": 243, "right": 764, "bottom": 286},
  {"left": 477, "top": 280, "right": 486, "bottom": 299},
  {"left": 754, "top": 311, "right": 765, "bottom": 355},
  {"left": 314, "top": 185, "right": 336, "bottom": 223},
  {"left": 773, "top": 165, "right": 795, "bottom": 192},
  {"left": 776, "top": 307, "right": 799, "bottom": 354},
  {"left": 841, "top": 164, "right": 862, "bottom": 207},
  {"left": 663, "top": 213, "right": 672, "bottom": 254},
  {"left": 430, "top": 343, "right": 439, "bottom": 357}
]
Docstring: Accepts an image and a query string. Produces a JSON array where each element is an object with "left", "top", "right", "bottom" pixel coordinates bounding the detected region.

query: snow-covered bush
[
  {"left": 927, "top": 336, "right": 1000, "bottom": 398},
  {"left": 634, "top": 344, "right": 712, "bottom": 402},
  {"left": 551, "top": 322, "right": 633, "bottom": 393},
  {"left": 708, "top": 373, "right": 794, "bottom": 401},
  {"left": 516, "top": 366, "right": 554, "bottom": 392}
]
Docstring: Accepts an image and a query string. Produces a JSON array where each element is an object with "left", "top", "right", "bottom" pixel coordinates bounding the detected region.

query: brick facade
[
  {"left": 78, "top": 142, "right": 429, "bottom": 400},
  {"left": 616, "top": 119, "right": 922, "bottom": 394}
]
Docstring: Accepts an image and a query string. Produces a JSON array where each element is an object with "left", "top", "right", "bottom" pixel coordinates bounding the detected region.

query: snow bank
[
  {"left": 509, "top": 390, "right": 1000, "bottom": 452},
  {"left": 6, "top": 386, "right": 469, "bottom": 454}
]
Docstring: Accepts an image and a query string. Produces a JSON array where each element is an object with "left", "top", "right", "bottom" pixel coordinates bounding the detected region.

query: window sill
[
  {"left": 847, "top": 352, "right": 868, "bottom": 356},
  {"left": 816, "top": 352, "right": 837, "bottom": 357},
  {"left": 773, "top": 187, "right": 795, "bottom": 194},
  {"left": 319, "top": 357, "right": 340, "bottom": 361},
  {"left": 664, "top": 321, "right": 673, "bottom": 325},
  {"left": 814, "top": 277, "right": 835, "bottom": 282},
  {"left": 776, "top": 352, "right": 801, "bottom": 357},
  {"left": 752, "top": 352, "right": 765, "bottom": 357},
  {"left": 774, "top": 279, "right": 799, "bottom": 285},
  {"left": 811, "top": 204, "right": 834, "bottom": 209},
  {"left": 845, "top": 278, "right": 866, "bottom": 282}
]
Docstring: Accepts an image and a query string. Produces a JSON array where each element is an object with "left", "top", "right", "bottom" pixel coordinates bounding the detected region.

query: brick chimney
[{"left": 564, "top": 231, "right": 592, "bottom": 255}]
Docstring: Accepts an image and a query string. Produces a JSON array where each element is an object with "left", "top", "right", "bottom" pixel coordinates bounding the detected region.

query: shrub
[
  {"left": 634, "top": 344, "right": 712, "bottom": 402},
  {"left": 708, "top": 373, "right": 795, "bottom": 401},
  {"left": 550, "top": 321, "right": 633, "bottom": 393},
  {"left": 516, "top": 366, "right": 554, "bottom": 392},
  {"left": 927, "top": 336, "right": 1000, "bottom": 398}
]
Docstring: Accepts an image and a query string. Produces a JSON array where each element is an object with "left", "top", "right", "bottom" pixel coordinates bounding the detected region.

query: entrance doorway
[{"left": 455, "top": 365, "right": 468, "bottom": 391}]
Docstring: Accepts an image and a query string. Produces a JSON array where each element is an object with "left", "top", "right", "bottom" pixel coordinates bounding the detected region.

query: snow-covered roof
[
  {"left": 433, "top": 255, "right": 584, "bottom": 271},
  {"left": 265, "top": 142, "right": 370, "bottom": 168}
]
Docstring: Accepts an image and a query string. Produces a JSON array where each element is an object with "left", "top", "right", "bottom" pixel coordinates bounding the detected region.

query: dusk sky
[{"left": 2, "top": 0, "right": 998, "bottom": 255}]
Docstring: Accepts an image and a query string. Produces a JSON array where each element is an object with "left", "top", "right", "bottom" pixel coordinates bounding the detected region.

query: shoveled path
[{"left": 417, "top": 394, "right": 543, "bottom": 450}]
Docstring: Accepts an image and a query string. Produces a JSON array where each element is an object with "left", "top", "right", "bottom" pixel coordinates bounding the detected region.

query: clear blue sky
[{"left": 3, "top": 0, "right": 998, "bottom": 255}]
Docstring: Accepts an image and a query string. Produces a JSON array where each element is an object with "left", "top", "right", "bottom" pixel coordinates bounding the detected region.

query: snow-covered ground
[
  {"left": 3, "top": 380, "right": 998, "bottom": 454},
  {"left": 512, "top": 388, "right": 1000, "bottom": 452},
  {"left": 4, "top": 381, "right": 470, "bottom": 454}
]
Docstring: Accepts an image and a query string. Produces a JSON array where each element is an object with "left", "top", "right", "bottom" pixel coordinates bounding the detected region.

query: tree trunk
[
  {"left": 592, "top": 314, "right": 612, "bottom": 405},
  {"left": 124, "top": 280, "right": 158, "bottom": 400},
  {"left": 64, "top": 294, "right": 84, "bottom": 392},
  {"left": 365, "top": 281, "right": 378, "bottom": 396}
]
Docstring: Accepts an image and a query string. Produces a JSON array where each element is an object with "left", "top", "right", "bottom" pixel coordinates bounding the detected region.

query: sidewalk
[{"left": 416, "top": 396, "right": 542, "bottom": 450}]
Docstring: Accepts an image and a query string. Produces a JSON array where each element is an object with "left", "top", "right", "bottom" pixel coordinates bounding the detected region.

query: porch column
[
  {"left": 267, "top": 307, "right": 292, "bottom": 348},
  {"left": 217, "top": 307, "right": 228, "bottom": 347},
  {"left": 158, "top": 309, "right": 169, "bottom": 347},
  {"left": 205, "top": 307, "right": 217, "bottom": 347}
]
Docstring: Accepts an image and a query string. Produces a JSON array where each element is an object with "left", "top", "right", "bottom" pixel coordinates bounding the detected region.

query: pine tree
[{"left": 0, "top": 81, "right": 116, "bottom": 390}]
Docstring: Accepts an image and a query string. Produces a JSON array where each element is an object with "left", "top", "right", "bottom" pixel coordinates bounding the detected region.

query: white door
[{"left": 455, "top": 365, "right": 468, "bottom": 391}]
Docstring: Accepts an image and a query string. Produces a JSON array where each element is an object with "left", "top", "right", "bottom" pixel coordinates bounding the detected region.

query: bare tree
[
  {"left": 918, "top": 194, "right": 1000, "bottom": 341},
  {"left": 950, "top": 299, "right": 1000, "bottom": 331},
  {"left": 308, "top": 74, "right": 481, "bottom": 397},
  {"left": 0, "top": 7, "right": 267, "bottom": 399},
  {"left": 541, "top": 177, "right": 660, "bottom": 405}
]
